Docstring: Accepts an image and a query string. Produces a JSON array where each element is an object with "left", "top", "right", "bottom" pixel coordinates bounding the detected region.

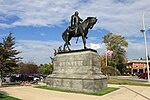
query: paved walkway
[{"left": 0, "top": 84, "right": 150, "bottom": 100}]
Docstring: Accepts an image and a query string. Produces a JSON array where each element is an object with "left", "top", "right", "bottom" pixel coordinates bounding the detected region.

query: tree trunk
[{"left": 0, "top": 71, "right": 2, "bottom": 86}]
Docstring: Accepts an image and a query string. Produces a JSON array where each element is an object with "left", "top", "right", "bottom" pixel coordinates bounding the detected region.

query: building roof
[{"left": 127, "top": 60, "right": 150, "bottom": 63}]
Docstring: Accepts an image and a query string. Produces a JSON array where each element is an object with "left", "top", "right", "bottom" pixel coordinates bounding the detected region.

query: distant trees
[
  {"left": 17, "top": 62, "right": 38, "bottom": 75},
  {"left": 0, "top": 32, "right": 53, "bottom": 86},
  {"left": 102, "top": 32, "right": 128, "bottom": 75},
  {"left": 0, "top": 33, "right": 21, "bottom": 86},
  {"left": 38, "top": 64, "right": 53, "bottom": 75},
  {"left": 17, "top": 63, "right": 53, "bottom": 75}
]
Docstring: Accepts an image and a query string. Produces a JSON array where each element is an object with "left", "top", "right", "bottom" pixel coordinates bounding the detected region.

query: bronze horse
[{"left": 62, "top": 17, "right": 97, "bottom": 51}]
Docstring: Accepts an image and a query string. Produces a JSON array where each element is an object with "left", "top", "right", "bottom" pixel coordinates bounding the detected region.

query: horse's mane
[{"left": 84, "top": 17, "right": 94, "bottom": 21}]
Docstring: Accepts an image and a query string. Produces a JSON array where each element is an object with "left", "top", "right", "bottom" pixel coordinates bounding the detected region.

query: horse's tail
[
  {"left": 62, "top": 29, "right": 71, "bottom": 45},
  {"left": 62, "top": 30, "right": 66, "bottom": 41}
]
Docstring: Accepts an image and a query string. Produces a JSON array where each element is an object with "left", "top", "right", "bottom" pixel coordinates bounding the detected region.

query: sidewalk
[{"left": 0, "top": 84, "right": 150, "bottom": 100}]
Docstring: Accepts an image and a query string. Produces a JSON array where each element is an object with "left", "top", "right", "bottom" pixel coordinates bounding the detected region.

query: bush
[{"left": 101, "top": 66, "right": 120, "bottom": 76}]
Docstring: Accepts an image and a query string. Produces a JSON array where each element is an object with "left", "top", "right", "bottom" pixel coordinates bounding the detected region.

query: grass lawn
[
  {"left": 0, "top": 93, "right": 20, "bottom": 100},
  {"left": 35, "top": 86, "right": 119, "bottom": 96},
  {"left": 108, "top": 78, "right": 150, "bottom": 86}
]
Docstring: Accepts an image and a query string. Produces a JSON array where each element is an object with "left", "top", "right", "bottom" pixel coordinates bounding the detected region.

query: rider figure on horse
[{"left": 70, "top": 11, "right": 83, "bottom": 35}]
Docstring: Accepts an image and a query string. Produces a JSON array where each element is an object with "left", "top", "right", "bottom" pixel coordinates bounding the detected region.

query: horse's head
[{"left": 86, "top": 17, "right": 97, "bottom": 29}]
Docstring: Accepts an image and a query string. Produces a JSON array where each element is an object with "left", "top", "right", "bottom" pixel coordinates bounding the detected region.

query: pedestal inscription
[{"left": 46, "top": 49, "right": 107, "bottom": 92}]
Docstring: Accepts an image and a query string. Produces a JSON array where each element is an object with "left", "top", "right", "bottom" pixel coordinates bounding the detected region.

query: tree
[
  {"left": 102, "top": 32, "right": 128, "bottom": 75},
  {"left": 100, "top": 54, "right": 120, "bottom": 76},
  {"left": 38, "top": 64, "right": 53, "bottom": 75},
  {"left": 0, "top": 33, "right": 21, "bottom": 86},
  {"left": 101, "top": 66, "right": 120, "bottom": 76},
  {"left": 100, "top": 54, "right": 106, "bottom": 68},
  {"left": 18, "top": 62, "right": 38, "bottom": 75}
]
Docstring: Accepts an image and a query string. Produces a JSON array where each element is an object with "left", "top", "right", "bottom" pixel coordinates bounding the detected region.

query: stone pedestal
[{"left": 46, "top": 49, "right": 107, "bottom": 92}]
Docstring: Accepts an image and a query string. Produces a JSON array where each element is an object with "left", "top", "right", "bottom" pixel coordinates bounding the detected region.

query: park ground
[{"left": 0, "top": 76, "right": 150, "bottom": 100}]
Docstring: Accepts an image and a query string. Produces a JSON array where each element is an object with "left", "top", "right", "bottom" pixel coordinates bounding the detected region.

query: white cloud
[
  {"left": 1, "top": 0, "right": 150, "bottom": 62},
  {"left": 90, "top": 43, "right": 101, "bottom": 50},
  {"left": 0, "top": 23, "right": 12, "bottom": 28},
  {"left": 0, "top": 0, "right": 79, "bottom": 27},
  {"left": 126, "top": 40, "right": 150, "bottom": 59},
  {"left": 15, "top": 37, "right": 149, "bottom": 65},
  {"left": 0, "top": 0, "right": 149, "bottom": 37},
  {"left": 16, "top": 40, "right": 63, "bottom": 65}
]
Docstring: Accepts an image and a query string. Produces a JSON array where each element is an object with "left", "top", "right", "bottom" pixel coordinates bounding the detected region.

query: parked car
[
  {"left": 139, "top": 73, "right": 150, "bottom": 79},
  {"left": 132, "top": 72, "right": 140, "bottom": 76}
]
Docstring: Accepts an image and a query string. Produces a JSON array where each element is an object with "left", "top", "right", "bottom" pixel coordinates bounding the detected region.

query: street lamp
[{"left": 140, "top": 10, "right": 150, "bottom": 82}]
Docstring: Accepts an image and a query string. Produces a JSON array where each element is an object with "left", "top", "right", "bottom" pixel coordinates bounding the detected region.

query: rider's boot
[{"left": 75, "top": 27, "right": 77, "bottom": 35}]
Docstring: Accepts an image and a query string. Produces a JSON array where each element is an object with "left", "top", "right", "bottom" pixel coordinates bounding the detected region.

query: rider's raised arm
[{"left": 79, "top": 17, "right": 83, "bottom": 22}]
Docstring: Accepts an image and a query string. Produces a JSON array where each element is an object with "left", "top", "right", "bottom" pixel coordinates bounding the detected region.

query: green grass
[
  {"left": 34, "top": 86, "right": 119, "bottom": 96},
  {"left": 0, "top": 93, "right": 20, "bottom": 100},
  {"left": 108, "top": 78, "right": 150, "bottom": 86}
]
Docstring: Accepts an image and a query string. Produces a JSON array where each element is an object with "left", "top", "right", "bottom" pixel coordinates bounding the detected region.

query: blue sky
[{"left": 0, "top": 0, "right": 150, "bottom": 65}]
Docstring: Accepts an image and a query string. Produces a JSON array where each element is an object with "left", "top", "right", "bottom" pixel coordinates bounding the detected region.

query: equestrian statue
[{"left": 62, "top": 11, "right": 97, "bottom": 51}]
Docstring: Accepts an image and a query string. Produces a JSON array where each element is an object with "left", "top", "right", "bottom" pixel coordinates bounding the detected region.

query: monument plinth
[{"left": 46, "top": 49, "right": 107, "bottom": 92}]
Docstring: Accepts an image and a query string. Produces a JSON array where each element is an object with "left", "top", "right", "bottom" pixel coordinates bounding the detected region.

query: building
[{"left": 127, "top": 60, "right": 150, "bottom": 74}]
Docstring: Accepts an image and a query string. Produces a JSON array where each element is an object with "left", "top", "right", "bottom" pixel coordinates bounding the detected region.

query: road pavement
[{"left": 0, "top": 84, "right": 150, "bottom": 100}]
